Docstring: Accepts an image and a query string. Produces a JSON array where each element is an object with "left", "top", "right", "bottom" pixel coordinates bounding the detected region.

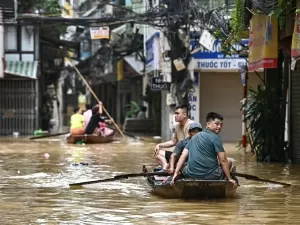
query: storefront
[
  {"left": 192, "top": 40, "right": 263, "bottom": 142},
  {"left": 0, "top": 24, "right": 40, "bottom": 135}
]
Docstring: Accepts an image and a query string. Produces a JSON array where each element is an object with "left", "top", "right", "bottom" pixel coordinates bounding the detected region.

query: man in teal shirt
[
  {"left": 171, "top": 112, "right": 237, "bottom": 188},
  {"left": 167, "top": 122, "right": 202, "bottom": 174}
]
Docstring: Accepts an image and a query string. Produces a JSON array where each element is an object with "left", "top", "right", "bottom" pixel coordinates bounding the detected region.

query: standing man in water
[{"left": 154, "top": 104, "right": 193, "bottom": 171}]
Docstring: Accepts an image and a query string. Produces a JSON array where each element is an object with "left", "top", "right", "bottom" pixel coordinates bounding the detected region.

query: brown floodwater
[{"left": 0, "top": 137, "right": 299, "bottom": 225}]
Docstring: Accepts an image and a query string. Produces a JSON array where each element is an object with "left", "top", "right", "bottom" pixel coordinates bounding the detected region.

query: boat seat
[{"left": 123, "top": 118, "right": 154, "bottom": 132}]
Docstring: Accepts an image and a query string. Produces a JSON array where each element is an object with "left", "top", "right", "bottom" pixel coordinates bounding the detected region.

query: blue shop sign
[{"left": 191, "top": 39, "right": 249, "bottom": 59}]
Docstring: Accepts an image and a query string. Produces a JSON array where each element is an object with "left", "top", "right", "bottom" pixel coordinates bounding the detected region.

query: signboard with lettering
[
  {"left": 151, "top": 76, "right": 168, "bottom": 91},
  {"left": 90, "top": 27, "right": 110, "bottom": 39},
  {"left": 191, "top": 39, "right": 248, "bottom": 71},
  {"left": 188, "top": 72, "right": 199, "bottom": 122},
  {"left": 195, "top": 59, "right": 247, "bottom": 70}
]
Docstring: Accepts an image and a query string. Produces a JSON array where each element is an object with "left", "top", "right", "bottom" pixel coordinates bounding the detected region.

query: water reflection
[{"left": 0, "top": 137, "right": 299, "bottom": 224}]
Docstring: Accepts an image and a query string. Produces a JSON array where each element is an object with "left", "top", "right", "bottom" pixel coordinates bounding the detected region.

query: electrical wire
[
  {"left": 16, "top": 0, "right": 232, "bottom": 106},
  {"left": 251, "top": 0, "right": 279, "bottom": 14}
]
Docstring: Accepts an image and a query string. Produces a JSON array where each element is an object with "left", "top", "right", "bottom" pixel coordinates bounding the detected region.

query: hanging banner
[
  {"left": 62, "top": 0, "right": 74, "bottom": 18},
  {"left": 117, "top": 59, "right": 124, "bottom": 81},
  {"left": 248, "top": 15, "right": 278, "bottom": 72},
  {"left": 292, "top": 13, "right": 300, "bottom": 57}
]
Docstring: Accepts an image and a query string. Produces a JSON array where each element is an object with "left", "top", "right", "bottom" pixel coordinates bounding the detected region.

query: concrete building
[
  {"left": 0, "top": 1, "right": 40, "bottom": 135},
  {"left": 144, "top": 0, "right": 254, "bottom": 142},
  {"left": 53, "top": 0, "right": 145, "bottom": 131}
]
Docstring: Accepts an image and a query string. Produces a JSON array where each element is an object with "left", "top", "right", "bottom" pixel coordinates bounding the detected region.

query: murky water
[{"left": 0, "top": 137, "right": 299, "bottom": 224}]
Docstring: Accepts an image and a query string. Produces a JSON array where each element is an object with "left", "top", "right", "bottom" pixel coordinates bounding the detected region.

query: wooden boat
[
  {"left": 146, "top": 175, "right": 238, "bottom": 199},
  {"left": 66, "top": 130, "right": 116, "bottom": 144}
]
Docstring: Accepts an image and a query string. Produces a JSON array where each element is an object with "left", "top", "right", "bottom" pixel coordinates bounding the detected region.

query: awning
[
  {"left": 5, "top": 61, "right": 39, "bottom": 79},
  {"left": 124, "top": 55, "right": 144, "bottom": 75}
]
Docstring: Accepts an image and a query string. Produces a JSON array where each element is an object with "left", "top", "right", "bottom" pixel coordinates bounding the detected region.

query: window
[
  {"left": 4, "top": 26, "right": 17, "bottom": 51},
  {"left": 21, "top": 26, "right": 34, "bottom": 51}
]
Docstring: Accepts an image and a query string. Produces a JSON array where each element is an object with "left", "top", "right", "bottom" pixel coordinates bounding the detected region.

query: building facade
[
  {"left": 191, "top": 39, "right": 263, "bottom": 142},
  {"left": 0, "top": 1, "right": 40, "bottom": 135}
]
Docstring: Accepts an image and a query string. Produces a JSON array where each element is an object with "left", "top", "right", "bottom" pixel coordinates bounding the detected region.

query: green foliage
[
  {"left": 244, "top": 85, "right": 286, "bottom": 162},
  {"left": 231, "top": 0, "right": 245, "bottom": 39},
  {"left": 41, "top": 0, "right": 61, "bottom": 15},
  {"left": 124, "top": 101, "right": 140, "bottom": 118},
  {"left": 215, "top": 0, "right": 295, "bottom": 56},
  {"left": 213, "top": 0, "right": 248, "bottom": 57},
  {"left": 18, "top": 0, "right": 61, "bottom": 15},
  {"left": 269, "top": 0, "right": 294, "bottom": 29}
]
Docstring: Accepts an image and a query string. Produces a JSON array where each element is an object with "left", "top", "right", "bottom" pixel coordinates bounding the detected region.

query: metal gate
[{"left": 0, "top": 79, "right": 38, "bottom": 135}]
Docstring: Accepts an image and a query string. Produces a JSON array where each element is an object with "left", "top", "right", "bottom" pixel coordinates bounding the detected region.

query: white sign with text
[
  {"left": 188, "top": 73, "right": 199, "bottom": 122},
  {"left": 195, "top": 59, "right": 247, "bottom": 70}
]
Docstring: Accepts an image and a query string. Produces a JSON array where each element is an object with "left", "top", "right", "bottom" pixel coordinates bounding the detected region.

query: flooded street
[{"left": 0, "top": 137, "right": 299, "bottom": 224}]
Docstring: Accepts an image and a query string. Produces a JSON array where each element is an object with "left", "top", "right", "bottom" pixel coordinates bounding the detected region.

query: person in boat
[
  {"left": 170, "top": 112, "right": 237, "bottom": 188},
  {"left": 83, "top": 103, "right": 92, "bottom": 128},
  {"left": 167, "top": 122, "right": 202, "bottom": 174},
  {"left": 154, "top": 104, "right": 194, "bottom": 170},
  {"left": 85, "top": 105, "right": 113, "bottom": 136},
  {"left": 70, "top": 107, "right": 85, "bottom": 135},
  {"left": 83, "top": 102, "right": 103, "bottom": 128}
]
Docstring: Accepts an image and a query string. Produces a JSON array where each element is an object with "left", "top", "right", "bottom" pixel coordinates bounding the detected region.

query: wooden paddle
[
  {"left": 69, "top": 171, "right": 169, "bottom": 186},
  {"left": 30, "top": 132, "right": 69, "bottom": 140},
  {"left": 73, "top": 65, "right": 126, "bottom": 139},
  {"left": 234, "top": 172, "right": 291, "bottom": 186}
]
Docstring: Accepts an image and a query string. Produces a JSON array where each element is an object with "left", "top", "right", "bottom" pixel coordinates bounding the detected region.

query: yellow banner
[
  {"left": 248, "top": 15, "right": 278, "bottom": 71},
  {"left": 292, "top": 13, "right": 300, "bottom": 57},
  {"left": 117, "top": 59, "right": 124, "bottom": 81}
]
